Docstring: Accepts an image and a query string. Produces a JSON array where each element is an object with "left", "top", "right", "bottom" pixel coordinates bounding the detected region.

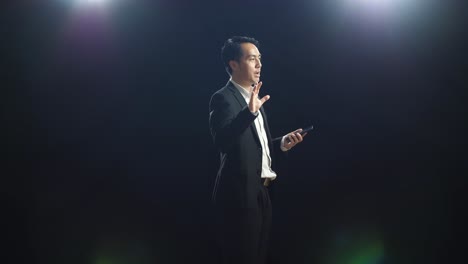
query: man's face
[{"left": 230, "top": 43, "right": 262, "bottom": 87}]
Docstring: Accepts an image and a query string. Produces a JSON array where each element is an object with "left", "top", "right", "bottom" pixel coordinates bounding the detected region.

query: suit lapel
[
  {"left": 227, "top": 81, "right": 262, "bottom": 146},
  {"left": 260, "top": 106, "right": 273, "bottom": 150}
]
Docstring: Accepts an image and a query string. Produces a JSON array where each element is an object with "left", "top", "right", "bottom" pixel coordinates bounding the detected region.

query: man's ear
[{"left": 229, "top": 60, "right": 238, "bottom": 72}]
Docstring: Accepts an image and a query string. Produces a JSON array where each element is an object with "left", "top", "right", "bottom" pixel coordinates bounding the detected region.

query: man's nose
[{"left": 256, "top": 60, "right": 262, "bottom": 68}]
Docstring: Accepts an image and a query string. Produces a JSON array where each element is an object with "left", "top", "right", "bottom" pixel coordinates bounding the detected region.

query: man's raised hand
[{"left": 249, "top": 81, "right": 270, "bottom": 114}]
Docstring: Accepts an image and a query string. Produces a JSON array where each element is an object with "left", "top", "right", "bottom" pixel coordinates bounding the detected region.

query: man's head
[{"left": 221, "top": 36, "right": 262, "bottom": 87}]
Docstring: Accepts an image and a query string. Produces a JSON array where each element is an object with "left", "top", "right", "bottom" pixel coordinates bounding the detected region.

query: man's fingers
[
  {"left": 288, "top": 131, "right": 304, "bottom": 144},
  {"left": 256, "top": 81, "right": 263, "bottom": 93},
  {"left": 296, "top": 133, "right": 304, "bottom": 141},
  {"left": 251, "top": 84, "right": 257, "bottom": 96},
  {"left": 288, "top": 134, "right": 297, "bottom": 144},
  {"left": 259, "top": 95, "right": 270, "bottom": 104},
  {"left": 291, "top": 133, "right": 300, "bottom": 143},
  {"left": 250, "top": 89, "right": 256, "bottom": 99}
]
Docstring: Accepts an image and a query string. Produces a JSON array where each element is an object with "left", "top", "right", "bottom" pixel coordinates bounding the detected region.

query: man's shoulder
[{"left": 211, "top": 81, "right": 234, "bottom": 98}]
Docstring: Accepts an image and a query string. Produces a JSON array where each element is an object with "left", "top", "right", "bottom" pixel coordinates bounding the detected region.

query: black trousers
[{"left": 215, "top": 185, "right": 272, "bottom": 264}]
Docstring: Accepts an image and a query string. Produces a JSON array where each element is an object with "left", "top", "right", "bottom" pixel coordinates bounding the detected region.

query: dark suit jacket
[{"left": 209, "top": 81, "right": 282, "bottom": 209}]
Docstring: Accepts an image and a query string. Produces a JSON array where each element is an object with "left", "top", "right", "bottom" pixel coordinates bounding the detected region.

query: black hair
[{"left": 221, "top": 36, "right": 260, "bottom": 75}]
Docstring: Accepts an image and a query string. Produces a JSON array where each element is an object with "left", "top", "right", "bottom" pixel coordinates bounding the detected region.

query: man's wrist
[{"left": 280, "top": 136, "right": 290, "bottom": 152}]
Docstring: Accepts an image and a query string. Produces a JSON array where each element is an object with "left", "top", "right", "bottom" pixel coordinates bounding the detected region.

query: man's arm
[{"left": 209, "top": 92, "right": 257, "bottom": 152}]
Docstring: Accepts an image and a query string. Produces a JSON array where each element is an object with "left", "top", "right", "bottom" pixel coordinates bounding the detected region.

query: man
[{"left": 209, "top": 36, "right": 307, "bottom": 263}]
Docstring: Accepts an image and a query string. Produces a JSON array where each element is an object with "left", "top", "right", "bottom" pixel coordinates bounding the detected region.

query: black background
[{"left": 2, "top": 0, "right": 466, "bottom": 263}]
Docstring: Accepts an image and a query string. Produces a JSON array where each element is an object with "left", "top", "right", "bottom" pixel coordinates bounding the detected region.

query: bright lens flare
[
  {"left": 83, "top": 0, "right": 109, "bottom": 4},
  {"left": 331, "top": 0, "right": 428, "bottom": 29},
  {"left": 341, "top": 0, "right": 399, "bottom": 14},
  {"left": 70, "top": 0, "right": 112, "bottom": 8},
  {"left": 348, "top": 0, "right": 392, "bottom": 7}
]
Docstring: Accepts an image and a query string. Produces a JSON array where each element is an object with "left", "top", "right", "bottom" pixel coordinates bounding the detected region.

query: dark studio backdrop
[{"left": 2, "top": 0, "right": 466, "bottom": 263}]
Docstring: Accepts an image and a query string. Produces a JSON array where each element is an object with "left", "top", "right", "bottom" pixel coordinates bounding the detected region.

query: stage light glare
[
  {"left": 70, "top": 0, "right": 112, "bottom": 8},
  {"left": 334, "top": 0, "right": 425, "bottom": 24},
  {"left": 342, "top": 0, "right": 397, "bottom": 13},
  {"left": 350, "top": 0, "right": 389, "bottom": 7},
  {"left": 84, "top": 0, "right": 109, "bottom": 4}
]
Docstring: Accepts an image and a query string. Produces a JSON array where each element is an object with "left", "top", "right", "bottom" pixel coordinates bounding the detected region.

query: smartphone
[
  {"left": 299, "top": 125, "right": 314, "bottom": 135},
  {"left": 286, "top": 125, "right": 313, "bottom": 143}
]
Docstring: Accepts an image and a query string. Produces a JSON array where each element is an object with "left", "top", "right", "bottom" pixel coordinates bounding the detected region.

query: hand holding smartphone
[
  {"left": 299, "top": 125, "right": 313, "bottom": 135},
  {"left": 285, "top": 125, "right": 313, "bottom": 143}
]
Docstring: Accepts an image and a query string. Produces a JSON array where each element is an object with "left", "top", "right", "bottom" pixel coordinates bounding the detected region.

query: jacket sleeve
[
  {"left": 209, "top": 92, "right": 257, "bottom": 152},
  {"left": 273, "top": 136, "right": 288, "bottom": 157}
]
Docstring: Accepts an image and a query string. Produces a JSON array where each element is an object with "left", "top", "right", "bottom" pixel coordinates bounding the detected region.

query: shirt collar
[{"left": 230, "top": 78, "right": 252, "bottom": 101}]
